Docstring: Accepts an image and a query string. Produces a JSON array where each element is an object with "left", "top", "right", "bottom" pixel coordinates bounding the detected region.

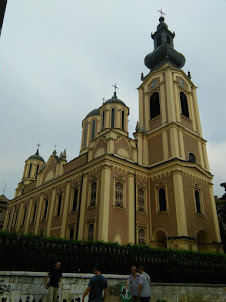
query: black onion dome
[
  {"left": 105, "top": 92, "right": 126, "bottom": 106},
  {"left": 145, "top": 16, "right": 185, "bottom": 72},
  {"left": 85, "top": 108, "right": 100, "bottom": 118},
  {"left": 27, "top": 150, "right": 45, "bottom": 162},
  {"left": 145, "top": 43, "right": 185, "bottom": 71}
]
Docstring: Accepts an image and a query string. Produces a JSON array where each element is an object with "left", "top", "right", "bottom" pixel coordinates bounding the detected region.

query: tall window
[
  {"left": 159, "top": 188, "right": 167, "bottom": 211},
  {"left": 72, "top": 188, "right": 78, "bottom": 211},
  {"left": 102, "top": 111, "right": 105, "bottom": 130},
  {"left": 189, "top": 153, "right": 196, "bottom": 163},
  {"left": 57, "top": 195, "right": 62, "bottom": 216},
  {"left": 43, "top": 199, "right": 49, "bottom": 219},
  {"left": 28, "top": 164, "right": 32, "bottom": 177},
  {"left": 7, "top": 213, "right": 11, "bottom": 230},
  {"left": 115, "top": 182, "right": 123, "bottom": 207},
  {"left": 150, "top": 92, "right": 160, "bottom": 119},
  {"left": 32, "top": 203, "right": 37, "bottom": 223},
  {"left": 180, "top": 92, "right": 189, "bottom": 118},
  {"left": 91, "top": 120, "right": 96, "bottom": 140},
  {"left": 138, "top": 188, "right": 145, "bottom": 212},
  {"left": 138, "top": 228, "right": 145, "bottom": 245},
  {"left": 70, "top": 227, "right": 74, "bottom": 240},
  {"left": 90, "top": 182, "right": 97, "bottom": 206},
  {"left": 88, "top": 223, "right": 94, "bottom": 240},
  {"left": 157, "top": 36, "right": 162, "bottom": 47},
  {"left": 22, "top": 207, "right": 27, "bottom": 226},
  {"left": 35, "top": 165, "right": 39, "bottom": 178},
  {"left": 195, "top": 190, "right": 201, "bottom": 214},
  {"left": 122, "top": 111, "right": 125, "bottom": 130},
  {"left": 83, "top": 122, "right": 88, "bottom": 149},
  {"left": 111, "top": 108, "right": 115, "bottom": 128}
]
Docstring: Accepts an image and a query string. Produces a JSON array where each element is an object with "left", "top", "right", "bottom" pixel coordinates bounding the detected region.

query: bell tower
[{"left": 135, "top": 16, "right": 222, "bottom": 252}]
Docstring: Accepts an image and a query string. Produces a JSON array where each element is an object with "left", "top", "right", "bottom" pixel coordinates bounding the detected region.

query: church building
[{"left": 3, "top": 16, "right": 222, "bottom": 252}]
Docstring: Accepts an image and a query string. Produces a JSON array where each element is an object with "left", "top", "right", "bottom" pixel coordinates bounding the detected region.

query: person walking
[
  {"left": 82, "top": 264, "right": 108, "bottom": 302},
  {"left": 45, "top": 261, "right": 63, "bottom": 302},
  {"left": 137, "top": 266, "right": 150, "bottom": 302},
  {"left": 126, "top": 266, "right": 140, "bottom": 302}
]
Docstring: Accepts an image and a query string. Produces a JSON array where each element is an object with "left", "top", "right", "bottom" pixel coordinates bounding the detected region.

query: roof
[
  {"left": 105, "top": 92, "right": 126, "bottom": 106},
  {"left": 85, "top": 108, "right": 100, "bottom": 118},
  {"left": 27, "top": 149, "right": 45, "bottom": 163}
]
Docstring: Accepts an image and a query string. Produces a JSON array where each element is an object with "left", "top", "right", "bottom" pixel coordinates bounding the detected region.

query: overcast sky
[{"left": 0, "top": 0, "right": 225, "bottom": 199}]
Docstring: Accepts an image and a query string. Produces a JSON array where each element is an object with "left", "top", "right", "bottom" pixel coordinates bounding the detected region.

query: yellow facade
[{"left": 3, "top": 17, "right": 222, "bottom": 252}]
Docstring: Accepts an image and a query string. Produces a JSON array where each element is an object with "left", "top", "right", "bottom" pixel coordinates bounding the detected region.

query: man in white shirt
[{"left": 137, "top": 266, "right": 150, "bottom": 302}]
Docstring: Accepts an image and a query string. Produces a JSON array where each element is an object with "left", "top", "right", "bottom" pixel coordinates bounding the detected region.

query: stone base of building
[
  {"left": 150, "top": 237, "right": 223, "bottom": 253},
  {"left": 1, "top": 271, "right": 226, "bottom": 302}
]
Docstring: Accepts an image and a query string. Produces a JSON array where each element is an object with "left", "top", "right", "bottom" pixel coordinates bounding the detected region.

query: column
[
  {"left": 162, "top": 131, "right": 169, "bottom": 160},
  {"left": 128, "top": 173, "right": 135, "bottom": 243},
  {"left": 202, "top": 143, "right": 210, "bottom": 171},
  {"left": 3, "top": 209, "right": 9, "bottom": 231},
  {"left": 188, "top": 93, "right": 197, "bottom": 132},
  {"left": 78, "top": 174, "right": 88, "bottom": 240},
  {"left": 192, "top": 88, "right": 203, "bottom": 136},
  {"left": 144, "top": 93, "right": 149, "bottom": 132},
  {"left": 160, "top": 83, "right": 167, "bottom": 123},
  {"left": 197, "top": 140, "right": 205, "bottom": 168},
  {"left": 170, "top": 127, "right": 180, "bottom": 157},
  {"left": 208, "top": 184, "right": 221, "bottom": 242},
  {"left": 106, "top": 109, "right": 110, "bottom": 128},
  {"left": 98, "top": 165, "right": 111, "bottom": 241},
  {"left": 34, "top": 194, "right": 44, "bottom": 235},
  {"left": 172, "top": 170, "right": 188, "bottom": 236},
  {"left": 16, "top": 203, "right": 24, "bottom": 232},
  {"left": 165, "top": 69, "right": 176, "bottom": 122},
  {"left": 46, "top": 188, "right": 56, "bottom": 236},
  {"left": 60, "top": 181, "right": 71, "bottom": 238},
  {"left": 24, "top": 200, "right": 33, "bottom": 234},
  {"left": 178, "top": 130, "right": 185, "bottom": 159},
  {"left": 138, "top": 88, "right": 144, "bottom": 127}
]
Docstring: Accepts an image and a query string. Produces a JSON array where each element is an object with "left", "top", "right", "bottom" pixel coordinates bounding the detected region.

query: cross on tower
[
  {"left": 102, "top": 97, "right": 106, "bottom": 104},
  {"left": 158, "top": 9, "right": 165, "bottom": 17},
  {"left": 112, "top": 83, "right": 119, "bottom": 93},
  {"left": 36, "top": 143, "right": 41, "bottom": 151}
]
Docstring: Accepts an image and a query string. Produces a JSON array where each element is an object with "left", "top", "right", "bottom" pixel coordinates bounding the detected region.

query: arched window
[
  {"left": 22, "top": 207, "right": 27, "bottom": 226},
  {"left": 189, "top": 153, "right": 196, "bottom": 163},
  {"left": 90, "top": 182, "right": 97, "bottom": 206},
  {"left": 115, "top": 182, "right": 123, "bottom": 207},
  {"left": 72, "top": 188, "right": 78, "bottom": 211},
  {"left": 150, "top": 92, "right": 160, "bottom": 119},
  {"left": 28, "top": 164, "right": 32, "bottom": 178},
  {"left": 102, "top": 111, "right": 105, "bottom": 130},
  {"left": 138, "top": 188, "right": 145, "bottom": 212},
  {"left": 180, "top": 92, "right": 189, "bottom": 118},
  {"left": 70, "top": 227, "right": 74, "bottom": 240},
  {"left": 43, "top": 199, "right": 48, "bottom": 219},
  {"left": 32, "top": 203, "right": 37, "bottom": 223},
  {"left": 159, "top": 188, "right": 167, "bottom": 211},
  {"left": 138, "top": 228, "right": 145, "bottom": 245},
  {"left": 83, "top": 122, "right": 88, "bottom": 149},
  {"left": 57, "top": 194, "right": 62, "bottom": 216},
  {"left": 195, "top": 190, "right": 201, "bottom": 214},
  {"left": 111, "top": 108, "right": 115, "bottom": 128},
  {"left": 88, "top": 223, "right": 94, "bottom": 240},
  {"left": 35, "top": 165, "right": 39, "bottom": 178},
  {"left": 91, "top": 119, "right": 96, "bottom": 140},
  {"left": 122, "top": 111, "right": 125, "bottom": 130}
]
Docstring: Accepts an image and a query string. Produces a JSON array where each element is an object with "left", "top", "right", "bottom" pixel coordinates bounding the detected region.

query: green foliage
[
  {"left": 0, "top": 230, "right": 226, "bottom": 284},
  {"left": 156, "top": 300, "right": 167, "bottom": 302}
]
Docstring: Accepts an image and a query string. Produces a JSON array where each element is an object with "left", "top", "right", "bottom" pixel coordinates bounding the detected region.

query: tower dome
[
  {"left": 105, "top": 92, "right": 126, "bottom": 106},
  {"left": 144, "top": 17, "right": 185, "bottom": 72},
  {"left": 27, "top": 149, "right": 45, "bottom": 162},
  {"left": 22, "top": 149, "right": 45, "bottom": 185}
]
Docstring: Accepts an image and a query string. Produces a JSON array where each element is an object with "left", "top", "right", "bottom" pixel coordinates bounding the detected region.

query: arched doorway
[
  {"left": 152, "top": 229, "right": 168, "bottom": 249},
  {"left": 196, "top": 229, "right": 212, "bottom": 252}
]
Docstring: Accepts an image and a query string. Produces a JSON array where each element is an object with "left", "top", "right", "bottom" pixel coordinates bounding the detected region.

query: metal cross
[
  {"left": 102, "top": 97, "right": 105, "bottom": 104},
  {"left": 54, "top": 144, "right": 57, "bottom": 149},
  {"left": 36, "top": 143, "right": 41, "bottom": 151},
  {"left": 158, "top": 9, "right": 165, "bottom": 17},
  {"left": 112, "top": 83, "right": 119, "bottom": 93}
]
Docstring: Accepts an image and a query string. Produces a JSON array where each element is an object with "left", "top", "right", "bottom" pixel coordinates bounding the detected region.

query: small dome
[
  {"left": 85, "top": 108, "right": 100, "bottom": 118},
  {"left": 105, "top": 92, "right": 126, "bottom": 106},
  {"left": 27, "top": 150, "right": 45, "bottom": 163}
]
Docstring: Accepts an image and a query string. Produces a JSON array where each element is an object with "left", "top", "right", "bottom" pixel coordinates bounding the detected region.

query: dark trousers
[{"left": 140, "top": 297, "right": 150, "bottom": 302}]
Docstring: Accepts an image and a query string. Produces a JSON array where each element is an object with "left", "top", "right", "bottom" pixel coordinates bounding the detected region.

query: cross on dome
[
  {"left": 158, "top": 9, "right": 165, "bottom": 17},
  {"left": 112, "top": 83, "right": 119, "bottom": 94}
]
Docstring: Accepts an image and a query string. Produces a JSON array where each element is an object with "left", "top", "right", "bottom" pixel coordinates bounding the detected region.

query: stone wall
[{"left": 0, "top": 271, "right": 226, "bottom": 302}]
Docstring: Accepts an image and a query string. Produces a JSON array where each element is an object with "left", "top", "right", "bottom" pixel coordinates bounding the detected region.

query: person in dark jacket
[
  {"left": 82, "top": 264, "right": 108, "bottom": 302},
  {"left": 45, "top": 261, "right": 63, "bottom": 302}
]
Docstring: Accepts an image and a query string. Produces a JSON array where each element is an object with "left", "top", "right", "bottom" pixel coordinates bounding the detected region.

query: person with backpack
[{"left": 82, "top": 264, "right": 108, "bottom": 302}]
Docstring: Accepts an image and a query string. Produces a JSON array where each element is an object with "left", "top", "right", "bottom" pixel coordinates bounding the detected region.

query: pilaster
[
  {"left": 24, "top": 200, "right": 33, "bottom": 234},
  {"left": 172, "top": 169, "right": 188, "bottom": 237},
  {"left": 16, "top": 203, "right": 24, "bottom": 232},
  {"left": 78, "top": 174, "right": 88, "bottom": 240},
  {"left": 46, "top": 188, "right": 56, "bottom": 236},
  {"left": 128, "top": 172, "right": 135, "bottom": 243},
  {"left": 60, "top": 181, "right": 71, "bottom": 238},
  {"left": 98, "top": 164, "right": 111, "bottom": 241},
  {"left": 34, "top": 195, "right": 44, "bottom": 235},
  {"left": 208, "top": 183, "right": 221, "bottom": 242}
]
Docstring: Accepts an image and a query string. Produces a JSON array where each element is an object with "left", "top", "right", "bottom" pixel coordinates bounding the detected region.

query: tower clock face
[
  {"left": 179, "top": 78, "right": 185, "bottom": 86},
  {"left": 151, "top": 79, "right": 157, "bottom": 88}
]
